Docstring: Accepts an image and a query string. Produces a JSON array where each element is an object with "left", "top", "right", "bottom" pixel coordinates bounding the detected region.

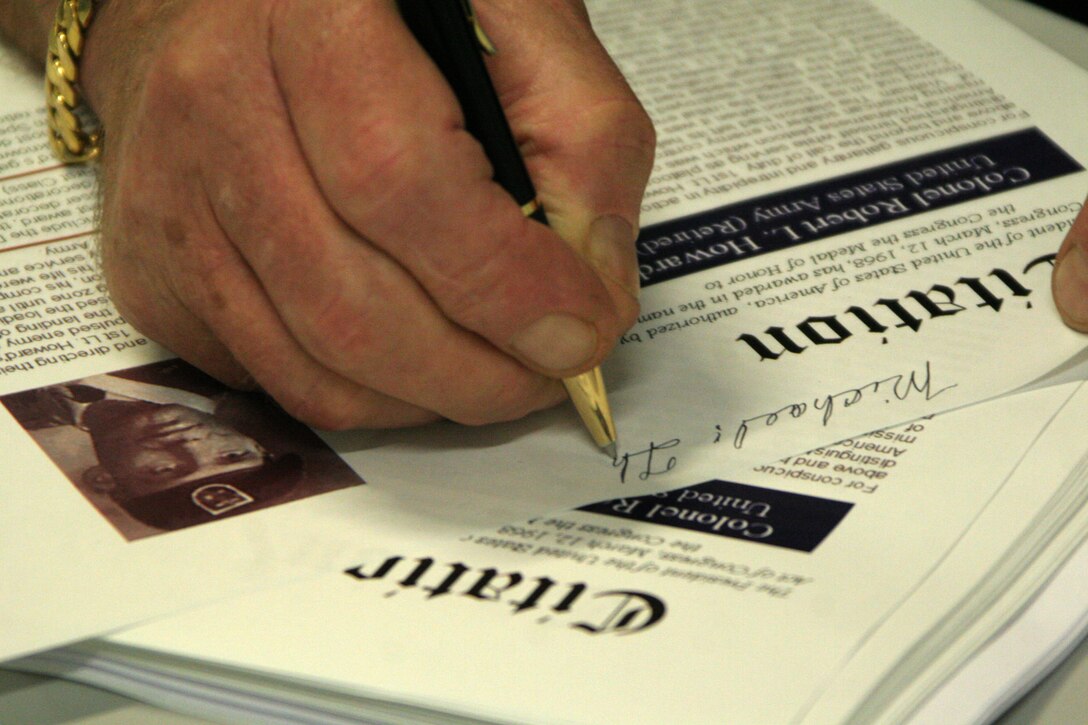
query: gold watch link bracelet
[{"left": 45, "top": 0, "right": 101, "bottom": 163}]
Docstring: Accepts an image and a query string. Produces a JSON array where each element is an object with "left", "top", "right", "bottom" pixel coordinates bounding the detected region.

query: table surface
[{"left": 2, "top": 1, "right": 1088, "bottom": 724}]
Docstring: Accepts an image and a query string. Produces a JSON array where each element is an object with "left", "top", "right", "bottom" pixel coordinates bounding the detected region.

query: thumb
[{"left": 1052, "top": 197, "right": 1088, "bottom": 331}]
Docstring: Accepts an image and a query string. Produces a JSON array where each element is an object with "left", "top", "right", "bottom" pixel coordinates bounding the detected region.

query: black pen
[{"left": 397, "top": 0, "right": 618, "bottom": 456}]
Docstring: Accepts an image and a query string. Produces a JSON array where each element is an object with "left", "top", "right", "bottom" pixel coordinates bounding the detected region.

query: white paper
[
  {"left": 2, "top": 0, "right": 1088, "bottom": 662},
  {"left": 17, "top": 381, "right": 1087, "bottom": 725},
  {"left": 909, "top": 535, "right": 1088, "bottom": 725}
]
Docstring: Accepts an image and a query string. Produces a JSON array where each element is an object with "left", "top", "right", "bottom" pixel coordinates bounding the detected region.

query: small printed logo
[{"left": 191, "top": 484, "right": 254, "bottom": 515}]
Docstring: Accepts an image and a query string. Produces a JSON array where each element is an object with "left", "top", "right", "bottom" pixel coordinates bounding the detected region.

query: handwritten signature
[
  {"left": 613, "top": 439, "right": 681, "bottom": 483},
  {"left": 732, "top": 360, "right": 955, "bottom": 449}
]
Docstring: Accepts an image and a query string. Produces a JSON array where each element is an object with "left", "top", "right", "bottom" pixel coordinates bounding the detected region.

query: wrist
[
  {"left": 78, "top": 0, "right": 139, "bottom": 133},
  {"left": 78, "top": 0, "right": 195, "bottom": 137}
]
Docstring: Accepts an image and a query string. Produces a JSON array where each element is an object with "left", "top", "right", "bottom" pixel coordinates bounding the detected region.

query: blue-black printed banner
[
  {"left": 637, "top": 128, "right": 1083, "bottom": 286},
  {"left": 580, "top": 480, "right": 853, "bottom": 552}
]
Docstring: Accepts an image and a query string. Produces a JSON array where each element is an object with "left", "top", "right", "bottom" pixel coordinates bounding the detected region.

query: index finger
[
  {"left": 269, "top": 1, "right": 636, "bottom": 378},
  {"left": 476, "top": 0, "right": 657, "bottom": 292}
]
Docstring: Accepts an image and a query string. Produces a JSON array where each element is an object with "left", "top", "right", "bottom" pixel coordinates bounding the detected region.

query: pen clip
[{"left": 460, "top": 0, "right": 498, "bottom": 55}]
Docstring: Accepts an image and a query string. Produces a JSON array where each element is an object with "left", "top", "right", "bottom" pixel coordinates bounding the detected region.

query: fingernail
[
  {"left": 588, "top": 215, "right": 640, "bottom": 299},
  {"left": 1054, "top": 244, "right": 1088, "bottom": 330},
  {"left": 511, "top": 314, "right": 598, "bottom": 372}
]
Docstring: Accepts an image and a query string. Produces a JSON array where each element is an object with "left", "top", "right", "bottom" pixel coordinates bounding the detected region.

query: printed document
[
  {"left": 1, "top": 0, "right": 1087, "bottom": 666},
  {"left": 19, "top": 380, "right": 1088, "bottom": 724}
]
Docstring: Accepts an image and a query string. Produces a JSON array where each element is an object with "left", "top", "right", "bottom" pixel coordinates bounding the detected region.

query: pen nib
[
  {"left": 562, "top": 368, "right": 617, "bottom": 454},
  {"left": 602, "top": 441, "right": 618, "bottom": 459}
]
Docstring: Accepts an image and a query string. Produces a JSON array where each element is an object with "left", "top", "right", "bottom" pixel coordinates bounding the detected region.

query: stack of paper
[{"left": 12, "top": 382, "right": 1088, "bottom": 724}]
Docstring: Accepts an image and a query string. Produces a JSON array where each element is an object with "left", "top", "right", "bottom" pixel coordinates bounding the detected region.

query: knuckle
[
  {"left": 212, "top": 364, "right": 258, "bottom": 392},
  {"left": 292, "top": 286, "right": 387, "bottom": 373},
  {"left": 586, "top": 96, "right": 657, "bottom": 164},
  {"left": 429, "top": 255, "right": 511, "bottom": 332},
  {"left": 328, "top": 120, "right": 428, "bottom": 219},
  {"left": 447, "top": 372, "right": 559, "bottom": 426},
  {"left": 301, "top": 403, "right": 361, "bottom": 432},
  {"left": 273, "top": 380, "right": 361, "bottom": 432},
  {"left": 624, "top": 103, "right": 658, "bottom": 159}
]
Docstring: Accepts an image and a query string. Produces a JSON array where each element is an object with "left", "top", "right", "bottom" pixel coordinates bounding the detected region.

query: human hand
[
  {"left": 79, "top": 0, "right": 654, "bottom": 429},
  {"left": 1052, "top": 196, "right": 1088, "bottom": 331}
]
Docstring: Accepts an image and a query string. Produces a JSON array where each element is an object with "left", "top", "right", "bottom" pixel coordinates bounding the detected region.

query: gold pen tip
[{"left": 562, "top": 368, "right": 617, "bottom": 457}]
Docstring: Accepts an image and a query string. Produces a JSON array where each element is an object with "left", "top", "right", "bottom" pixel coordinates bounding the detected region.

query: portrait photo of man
[{"left": 2, "top": 359, "right": 365, "bottom": 540}]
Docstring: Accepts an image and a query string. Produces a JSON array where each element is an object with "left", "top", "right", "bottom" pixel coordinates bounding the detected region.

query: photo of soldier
[{"left": 2, "top": 359, "right": 365, "bottom": 540}]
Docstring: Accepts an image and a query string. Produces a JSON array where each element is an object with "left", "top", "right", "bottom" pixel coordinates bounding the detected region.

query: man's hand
[
  {"left": 1052, "top": 198, "right": 1088, "bottom": 332},
  {"left": 76, "top": 0, "right": 653, "bottom": 429}
]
